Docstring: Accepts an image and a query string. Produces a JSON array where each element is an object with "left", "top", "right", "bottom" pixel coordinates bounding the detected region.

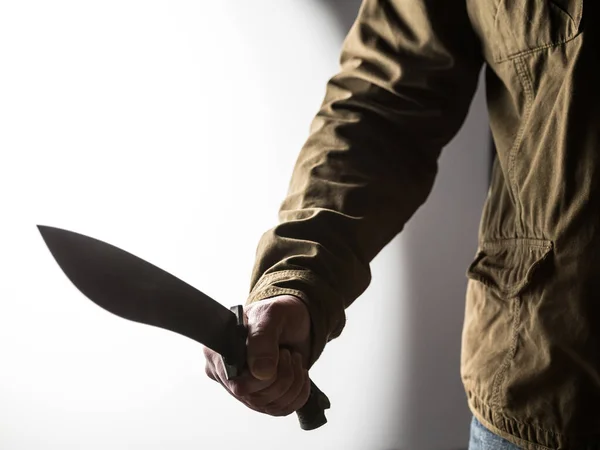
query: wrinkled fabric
[{"left": 245, "top": 1, "right": 600, "bottom": 448}]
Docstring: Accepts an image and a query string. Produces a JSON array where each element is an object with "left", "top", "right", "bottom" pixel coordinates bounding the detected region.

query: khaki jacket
[{"left": 245, "top": 1, "right": 599, "bottom": 448}]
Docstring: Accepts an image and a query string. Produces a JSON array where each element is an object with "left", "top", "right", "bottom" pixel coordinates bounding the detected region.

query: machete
[{"left": 37, "top": 225, "right": 330, "bottom": 430}]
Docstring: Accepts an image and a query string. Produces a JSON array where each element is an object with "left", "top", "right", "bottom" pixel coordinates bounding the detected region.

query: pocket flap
[{"left": 466, "top": 238, "right": 553, "bottom": 298}]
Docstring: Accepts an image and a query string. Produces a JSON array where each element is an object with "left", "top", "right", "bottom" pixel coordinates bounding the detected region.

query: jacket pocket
[
  {"left": 493, "top": 0, "right": 583, "bottom": 61},
  {"left": 466, "top": 238, "right": 553, "bottom": 298},
  {"left": 461, "top": 238, "right": 553, "bottom": 407}
]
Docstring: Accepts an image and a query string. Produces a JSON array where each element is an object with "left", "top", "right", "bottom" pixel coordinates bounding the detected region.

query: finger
[
  {"left": 227, "top": 368, "right": 277, "bottom": 397},
  {"left": 210, "top": 356, "right": 276, "bottom": 397},
  {"left": 263, "top": 352, "right": 307, "bottom": 416},
  {"left": 213, "top": 367, "right": 268, "bottom": 414},
  {"left": 203, "top": 346, "right": 219, "bottom": 381},
  {"left": 204, "top": 341, "right": 293, "bottom": 416},
  {"left": 245, "top": 348, "right": 294, "bottom": 408},
  {"left": 246, "top": 304, "right": 282, "bottom": 381},
  {"left": 279, "top": 369, "right": 312, "bottom": 417},
  {"left": 204, "top": 344, "right": 277, "bottom": 397}
]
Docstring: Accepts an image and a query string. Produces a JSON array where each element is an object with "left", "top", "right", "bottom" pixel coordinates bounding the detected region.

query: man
[{"left": 204, "top": 0, "right": 598, "bottom": 448}]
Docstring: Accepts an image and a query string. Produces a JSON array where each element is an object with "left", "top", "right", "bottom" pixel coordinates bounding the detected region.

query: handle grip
[
  {"left": 296, "top": 379, "right": 330, "bottom": 430},
  {"left": 222, "top": 305, "right": 330, "bottom": 431}
]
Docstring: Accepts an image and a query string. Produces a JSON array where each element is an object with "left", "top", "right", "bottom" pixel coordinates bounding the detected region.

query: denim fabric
[{"left": 468, "top": 417, "right": 520, "bottom": 450}]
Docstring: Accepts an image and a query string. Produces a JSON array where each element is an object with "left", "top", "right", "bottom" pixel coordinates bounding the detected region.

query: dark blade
[{"left": 37, "top": 225, "right": 239, "bottom": 360}]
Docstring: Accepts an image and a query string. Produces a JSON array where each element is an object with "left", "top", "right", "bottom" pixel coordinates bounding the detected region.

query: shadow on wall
[
  {"left": 318, "top": 1, "right": 490, "bottom": 449},
  {"left": 399, "top": 77, "right": 489, "bottom": 449},
  {"left": 322, "top": 0, "right": 363, "bottom": 35}
]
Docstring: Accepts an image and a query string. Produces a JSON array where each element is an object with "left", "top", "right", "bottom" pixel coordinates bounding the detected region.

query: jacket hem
[{"left": 467, "top": 393, "right": 562, "bottom": 450}]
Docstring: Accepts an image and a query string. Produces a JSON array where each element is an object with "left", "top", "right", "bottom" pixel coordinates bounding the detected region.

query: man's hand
[{"left": 203, "top": 295, "right": 312, "bottom": 417}]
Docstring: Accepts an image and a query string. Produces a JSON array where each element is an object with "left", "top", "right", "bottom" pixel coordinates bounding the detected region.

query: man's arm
[{"left": 246, "top": 0, "right": 484, "bottom": 369}]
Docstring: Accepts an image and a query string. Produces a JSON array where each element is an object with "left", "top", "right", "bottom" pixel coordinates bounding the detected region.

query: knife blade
[{"left": 37, "top": 225, "right": 330, "bottom": 430}]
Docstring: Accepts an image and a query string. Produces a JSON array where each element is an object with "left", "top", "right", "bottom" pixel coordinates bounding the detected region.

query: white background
[{"left": 0, "top": 1, "right": 489, "bottom": 449}]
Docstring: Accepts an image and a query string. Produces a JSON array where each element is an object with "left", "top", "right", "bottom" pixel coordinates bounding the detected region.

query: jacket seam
[
  {"left": 247, "top": 271, "right": 319, "bottom": 306},
  {"left": 492, "top": 0, "right": 503, "bottom": 30},
  {"left": 481, "top": 238, "right": 552, "bottom": 250},
  {"left": 491, "top": 296, "right": 521, "bottom": 410},
  {"left": 471, "top": 409, "right": 555, "bottom": 450},
  {"left": 468, "top": 394, "right": 564, "bottom": 449},
  {"left": 495, "top": 32, "right": 582, "bottom": 63},
  {"left": 509, "top": 56, "right": 533, "bottom": 237},
  {"left": 252, "top": 270, "right": 320, "bottom": 291},
  {"left": 516, "top": 56, "right": 535, "bottom": 237},
  {"left": 493, "top": 3, "right": 584, "bottom": 65},
  {"left": 252, "top": 286, "right": 307, "bottom": 300}
]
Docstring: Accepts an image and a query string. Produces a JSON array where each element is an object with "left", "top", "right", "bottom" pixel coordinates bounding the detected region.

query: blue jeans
[
  {"left": 468, "top": 417, "right": 520, "bottom": 450},
  {"left": 469, "top": 417, "right": 600, "bottom": 450}
]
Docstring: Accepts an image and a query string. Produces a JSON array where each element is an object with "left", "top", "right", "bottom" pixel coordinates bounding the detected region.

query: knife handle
[
  {"left": 223, "top": 305, "right": 330, "bottom": 431},
  {"left": 297, "top": 379, "right": 330, "bottom": 430}
]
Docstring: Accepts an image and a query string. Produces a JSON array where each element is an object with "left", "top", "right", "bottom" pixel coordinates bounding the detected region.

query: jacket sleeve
[{"left": 246, "top": 0, "right": 483, "bottom": 368}]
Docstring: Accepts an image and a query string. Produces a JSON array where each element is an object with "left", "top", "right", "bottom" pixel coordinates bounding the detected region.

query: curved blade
[{"left": 37, "top": 225, "right": 238, "bottom": 359}]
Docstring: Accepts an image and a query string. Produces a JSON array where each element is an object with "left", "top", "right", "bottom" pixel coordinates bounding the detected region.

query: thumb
[{"left": 247, "top": 322, "right": 281, "bottom": 381}]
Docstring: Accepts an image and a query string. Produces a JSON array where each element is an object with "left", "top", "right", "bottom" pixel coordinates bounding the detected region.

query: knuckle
[
  {"left": 266, "top": 299, "right": 284, "bottom": 316},
  {"left": 253, "top": 300, "right": 276, "bottom": 317},
  {"left": 251, "top": 300, "right": 284, "bottom": 326},
  {"left": 247, "top": 319, "right": 275, "bottom": 342},
  {"left": 248, "top": 327, "right": 271, "bottom": 342}
]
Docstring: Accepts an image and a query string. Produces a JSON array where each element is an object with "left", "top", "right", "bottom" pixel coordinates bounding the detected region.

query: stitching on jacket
[
  {"left": 495, "top": 32, "right": 583, "bottom": 63},
  {"left": 470, "top": 392, "right": 565, "bottom": 441},
  {"left": 468, "top": 239, "right": 553, "bottom": 299},
  {"left": 261, "top": 269, "right": 320, "bottom": 284},
  {"left": 250, "top": 270, "right": 321, "bottom": 297},
  {"left": 516, "top": 56, "right": 535, "bottom": 236},
  {"left": 491, "top": 296, "right": 522, "bottom": 410},
  {"left": 493, "top": 0, "right": 503, "bottom": 29},
  {"left": 493, "top": 0, "right": 584, "bottom": 63},
  {"left": 471, "top": 408, "right": 557, "bottom": 450},
  {"left": 481, "top": 238, "right": 553, "bottom": 250},
  {"left": 508, "top": 56, "right": 533, "bottom": 237},
  {"left": 253, "top": 286, "right": 308, "bottom": 302},
  {"left": 493, "top": 0, "right": 509, "bottom": 61}
]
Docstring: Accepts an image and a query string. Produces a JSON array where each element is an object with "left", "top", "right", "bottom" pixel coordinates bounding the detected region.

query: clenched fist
[{"left": 203, "top": 295, "right": 312, "bottom": 417}]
